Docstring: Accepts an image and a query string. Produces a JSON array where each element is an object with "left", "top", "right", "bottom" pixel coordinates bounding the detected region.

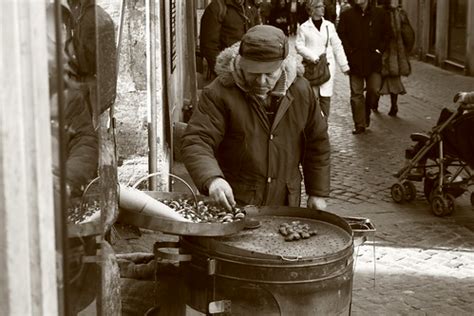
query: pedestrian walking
[
  {"left": 297, "top": 0, "right": 310, "bottom": 25},
  {"left": 258, "top": 0, "right": 273, "bottom": 24},
  {"left": 337, "top": 0, "right": 390, "bottom": 134},
  {"left": 379, "top": 0, "right": 414, "bottom": 117},
  {"left": 287, "top": 0, "right": 299, "bottom": 35},
  {"left": 323, "top": 0, "right": 337, "bottom": 23},
  {"left": 295, "top": 0, "right": 350, "bottom": 118},
  {"left": 269, "top": 0, "right": 290, "bottom": 35},
  {"left": 181, "top": 25, "right": 330, "bottom": 211},
  {"left": 200, "top": 0, "right": 260, "bottom": 80}
]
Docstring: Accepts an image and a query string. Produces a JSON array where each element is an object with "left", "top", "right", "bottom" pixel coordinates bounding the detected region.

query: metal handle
[
  {"left": 80, "top": 176, "right": 101, "bottom": 214},
  {"left": 279, "top": 255, "right": 302, "bottom": 262},
  {"left": 132, "top": 172, "right": 199, "bottom": 207}
]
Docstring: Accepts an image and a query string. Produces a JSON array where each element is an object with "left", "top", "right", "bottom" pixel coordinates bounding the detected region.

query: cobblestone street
[{"left": 324, "top": 59, "right": 474, "bottom": 315}]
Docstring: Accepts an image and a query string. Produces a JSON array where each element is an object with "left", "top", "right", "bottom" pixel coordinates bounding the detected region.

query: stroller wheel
[
  {"left": 430, "top": 194, "right": 455, "bottom": 217},
  {"left": 402, "top": 181, "right": 417, "bottom": 202},
  {"left": 391, "top": 183, "right": 406, "bottom": 203}
]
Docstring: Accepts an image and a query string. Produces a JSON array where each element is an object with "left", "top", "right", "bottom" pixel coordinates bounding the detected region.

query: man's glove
[
  {"left": 307, "top": 196, "right": 327, "bottom": 211},
  {"left": 208, "top": 178, "right": 236, "bottom": 211}
]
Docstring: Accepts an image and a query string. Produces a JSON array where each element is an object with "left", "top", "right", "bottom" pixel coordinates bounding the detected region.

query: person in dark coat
[
  {"left": 323, "top": 0, "right": 337, "bottom": 23},
  {"left": 337, "top": 0, "right": 390, "bottom": 134},
  {"left": 258, "top": 0, "right": 273, "bottom": 24},
  {"left": 65, "top": 0, "right": 117, "bottom": 128},
  {"left": 47, "top": 1, "right": 99, "bottom": 201},
  {"left": 287, "top": 0, "right": 299, "bottom": 35},
  {"left": 182, "top": 25, "right": 330, "bottom": 211},
  {"left": 269, "top": 0, "right": 290, "bottom": 35},
  {"left": 379, "top": 0, "right": 413, "bottom": 116},
  {"left": 200, "top": 0, "right": 260, "bottom": 79}
]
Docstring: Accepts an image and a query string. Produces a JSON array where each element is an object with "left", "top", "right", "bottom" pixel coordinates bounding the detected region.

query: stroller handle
[{"left": 460, "top": 103, "right": 474, "bottom": 111}]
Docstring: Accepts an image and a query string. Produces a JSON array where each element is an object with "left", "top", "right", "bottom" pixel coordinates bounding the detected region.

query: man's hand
[
  {"left": 453, "top": 91, "right": 474, "bottom": 104},
  {"left": 307, "top": 196, "right": 327, "bottom": 211},
  {"left": 208, "top": 178, "right": 236, "bottom": 211},
  {"left": 453, "top": 92, "right": 468, "bottom": 103}
]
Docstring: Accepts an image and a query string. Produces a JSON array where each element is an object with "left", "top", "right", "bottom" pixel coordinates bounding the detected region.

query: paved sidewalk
[{"left": 324, "top": 59, "right": 474, "bottom": 315}]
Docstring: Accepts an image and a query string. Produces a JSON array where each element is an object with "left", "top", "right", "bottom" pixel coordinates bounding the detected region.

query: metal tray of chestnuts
[{"left": 117, "top": 191, "right": 248, "bottom": 237}]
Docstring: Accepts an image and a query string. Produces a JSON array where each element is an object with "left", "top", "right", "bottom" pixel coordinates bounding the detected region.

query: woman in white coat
[{"left": 295, "top": 0, "right": 349, "bottom": 117}]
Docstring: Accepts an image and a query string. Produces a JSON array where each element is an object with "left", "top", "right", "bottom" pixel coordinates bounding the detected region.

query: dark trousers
[
  {"left": 349, "top": 73, "right": 382, "bottom": 128},
  {"left": 311, "top": 86, "right": 331, "bottom": 118},
  {"left": 319, "top": 96, "right": 331, "bottom": 118}
]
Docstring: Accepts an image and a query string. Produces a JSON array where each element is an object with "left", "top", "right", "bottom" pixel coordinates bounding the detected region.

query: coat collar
[{"left": 302, "top": 18, "right": 329, "bottom": 33}]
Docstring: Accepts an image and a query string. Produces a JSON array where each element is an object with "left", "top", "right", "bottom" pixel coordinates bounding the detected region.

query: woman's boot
[{"left": 388, "top": 94, "right": 398, "bottom": 116}]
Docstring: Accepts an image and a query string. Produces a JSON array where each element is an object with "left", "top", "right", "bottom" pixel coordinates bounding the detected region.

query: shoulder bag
[{"left": 303, "top": 25, "right": 331, "bottom": 87}]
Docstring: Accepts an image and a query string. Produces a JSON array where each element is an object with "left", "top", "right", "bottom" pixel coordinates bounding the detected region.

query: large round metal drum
[{"left": 181, "top": 206, "right": 354, "bottom": 316}]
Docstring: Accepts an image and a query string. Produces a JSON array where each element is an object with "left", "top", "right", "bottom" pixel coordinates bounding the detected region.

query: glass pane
[{"left": 47, "top": 0, "right": 118, "bottom": 313}]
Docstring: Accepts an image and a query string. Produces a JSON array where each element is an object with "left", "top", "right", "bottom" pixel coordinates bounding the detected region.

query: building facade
[{"left": 403, "top": 0, "right": 474, "bottom": 76}]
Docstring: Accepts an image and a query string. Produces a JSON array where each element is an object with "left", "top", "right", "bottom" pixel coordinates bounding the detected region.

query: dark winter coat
[
  {"left": 381, "top": 7, "right": 411, "bottom": 77},
  {"left": 181, "top": 44, "right": 330, "bottom": 207},
  {"left": 51, "top": 89, "right": 98, "bottom": 198},
  {"left": 200, "top": 0, "right": 259, "bottom": 73},
  {"left": 337, "top": 4, "right": 390, "bottom": 76}
]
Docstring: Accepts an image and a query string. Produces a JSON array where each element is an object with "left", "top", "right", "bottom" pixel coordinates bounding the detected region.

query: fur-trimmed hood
[{"left": 214, "top": 42, "right": 305, "bottom": 97}]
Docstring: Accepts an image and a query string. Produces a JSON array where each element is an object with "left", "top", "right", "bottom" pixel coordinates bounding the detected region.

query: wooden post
[
  {"left": 0, "top": 0, "right": 58, "bottom": 314},
  {"left": 95, "top": 1, "right": 122, "bottom": 313}
]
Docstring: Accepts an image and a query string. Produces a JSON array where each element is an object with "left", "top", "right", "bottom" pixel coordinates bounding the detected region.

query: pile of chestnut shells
[{"left": 160, "top": 199, "right": 245, "bottom": 223}]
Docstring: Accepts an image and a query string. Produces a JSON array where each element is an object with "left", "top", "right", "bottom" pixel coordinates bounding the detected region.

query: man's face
[{"left": 242, "top": 67, "right": 283, "bottom": 98}]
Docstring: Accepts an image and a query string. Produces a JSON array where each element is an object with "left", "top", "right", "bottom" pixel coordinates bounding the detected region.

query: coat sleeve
[
  {"left": 65, "top": 92, "right": 99, "bottom": 196},
  {"left": 329, "top": 23, "right": 349, "bottom": 72},
  {"left": 302, "top": 85, "right": 330, "bottom": 197},
  {"left": 200, "top": 2, "right": 223, "bottom": 71},
  {"left": 336, "top": 11, "right": 352, "bottom": 56},
  {"left": 180, "top": 87, "right": 227, "bottom": 194},
  {"left": 295, "top": 25, "right": 318, "bottom": 62}
]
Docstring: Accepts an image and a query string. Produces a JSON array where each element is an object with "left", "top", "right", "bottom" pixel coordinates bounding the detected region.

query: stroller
[{"left": 391, "top": 99, "right": 474, "bottom": 216}]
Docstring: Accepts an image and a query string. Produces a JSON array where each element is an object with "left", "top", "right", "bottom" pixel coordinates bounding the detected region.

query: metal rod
[
  {"left": 53, "top": 0, "right": 69, "bottom": 314},
  {"left": 116, "top": 0, "right": 126, "bottom": 70},
  {"left": 186, "top": 0, "right": 198, "bottom": 111},
  {"left": 110, "top": 0, "right": 127, "bottom": 144},
  {"left": 146, "top": 0, "right": 158, "bottom": 191}
]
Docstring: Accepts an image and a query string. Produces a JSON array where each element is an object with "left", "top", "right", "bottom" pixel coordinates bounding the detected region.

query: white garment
[{"left": 295, "top": 18, "right": 349, "bottom": 97}]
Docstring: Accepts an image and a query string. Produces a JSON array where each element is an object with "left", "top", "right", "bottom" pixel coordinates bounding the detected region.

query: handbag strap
[{"left": 324, "top": 25, "right": 329, "bottom": 52}]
